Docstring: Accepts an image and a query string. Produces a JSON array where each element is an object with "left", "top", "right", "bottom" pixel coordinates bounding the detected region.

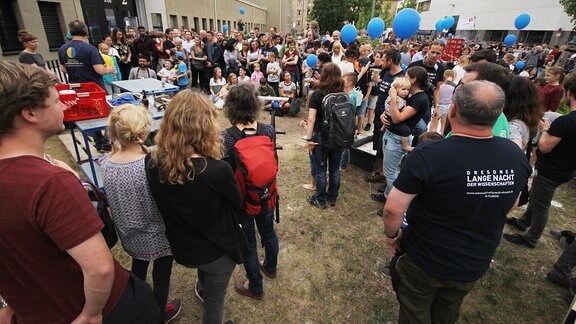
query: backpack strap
[{"left": 227, "top": 125, "right": 245, "bottom": 141}]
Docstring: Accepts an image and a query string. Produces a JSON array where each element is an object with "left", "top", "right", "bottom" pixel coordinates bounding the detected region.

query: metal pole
[{"left": 371, "top": 0, "right": 376, "bottom": 19}]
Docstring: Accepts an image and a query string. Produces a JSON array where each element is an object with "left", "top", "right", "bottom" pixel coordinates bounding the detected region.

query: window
[
  {"left": 209, "top": 19, "right": 214, "bottom": 31},
  {"left": 297, "top": 9, "right": 301, "bottom": 16},
  {"left": 194, "top": 17, "right": 199, "bottom": 32},
  {"left": 181, "top": 16, "right": 189, "bottom": 30},
  {"left": 417, "top": 1, "right": 431, "bottom": 12},
  {"left": 169, "top": 15, "right": 177, "bottom": 29},
  {"left": 202, "top": 18, "right": 207, "bottom": 31},
  {"left": 151, "top": 13, "right": 163, "bottom": 31},
  {"left": 38, "top": 2, "right": 64, "bottom": 51},
  {"left": 217, "top": 19, "right": 221, "bottom": 31},
  {"left": 0, "top": 1, "right": 21, "bottom": 53}
]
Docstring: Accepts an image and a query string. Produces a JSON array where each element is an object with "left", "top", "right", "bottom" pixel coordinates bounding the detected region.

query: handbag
[
  {"left": 80, "top": 179, "right": 118, "bottom": 249},
  {"left": 192, "top": 59, "right": 205, "bottom": 71}
]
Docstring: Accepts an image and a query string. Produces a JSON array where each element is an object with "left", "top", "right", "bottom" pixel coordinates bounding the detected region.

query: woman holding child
[{"left": 381, "top": 66, "right": 430, "bottom": 197}]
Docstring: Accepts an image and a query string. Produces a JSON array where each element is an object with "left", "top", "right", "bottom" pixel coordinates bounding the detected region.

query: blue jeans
[
  {"left": 311, "top": 133, "right": 344, "bottom": 205},
  {"left": 411, "top": 119, "right": 427, "bottom": 146},
  {"left": 239, "top": 210, "right": 279, "bottom": 295},
  {"left": 382, "top": 131, "right": 406, "bottom": 196},
  {"left": 340, "top": 149, "right": 350, "bottom": 170},
  {"left": 519, "top": 172, "right": 565, "bottom": 244}
]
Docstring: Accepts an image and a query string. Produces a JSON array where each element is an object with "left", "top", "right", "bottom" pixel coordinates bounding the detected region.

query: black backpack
[
  {"left": 320, "top": 92, "right": 356, "bottom": 149},
  {"left": 80, "top": 179, "right": 118, "bottom": 249}
]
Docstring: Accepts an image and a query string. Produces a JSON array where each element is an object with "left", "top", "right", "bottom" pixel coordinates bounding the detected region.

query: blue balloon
[
  {"left": 306, "top": 54, "right": 318, "bottom": 67},
  {"left": 435, "top": 20, "right": 444, "bottom": 32},
  {"left": 516, "top": 61, "right": 525, "bottom": 70},
  {"left": 514, "top": 13, "right": 531, "bottom": 30},
  {"left": 443, "top": 16, "right": 455, "bottom": 30},
  {"left": 340, "top": 24, "right": 357, "bottom": 44},
  {"left": 401, "top": 63, "right": 407, "bottom": 71},
  {"left": 392, "top": 8, "right": 421, "bottom": 39},
  {"left": 504, "top": 34, "right": 517, "bottom": 47},
  {"left": 222, "top": 25, "right": 228, "bottom": 32},
  {"left": 367, "top": 17, "right": 385, "bottom": 39},
  {"left": 239, "top": 7, "right": 246, "bottom": 15}
]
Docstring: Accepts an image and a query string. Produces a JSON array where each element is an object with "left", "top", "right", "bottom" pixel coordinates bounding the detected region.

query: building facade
[
  {"left": 1, "top": 0, "right": 288, "bottom": 64},
  {"left": 417, "top": 0, "right": 574, "bottom": 45}
]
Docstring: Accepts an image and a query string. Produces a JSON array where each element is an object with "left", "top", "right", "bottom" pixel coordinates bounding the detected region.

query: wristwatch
[{"left": 0, "top": 299, "right": 7, "bottom": 309}]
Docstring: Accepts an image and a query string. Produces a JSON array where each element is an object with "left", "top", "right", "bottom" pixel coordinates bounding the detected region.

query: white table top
[
  {"left": 112, "top": 79, "right": 179, "bottom": 94},
  {"left": 258, "top": 96, "right": 289, "bottom": 102}
]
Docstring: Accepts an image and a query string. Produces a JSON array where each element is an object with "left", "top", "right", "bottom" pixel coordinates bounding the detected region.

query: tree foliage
[
  {"left": 560, "top": 0, "right": 576, "bottom": 26},
  {"left": 400, "top": 0, "right": 418, "bottom": 10},
  {"left": 309, "top": 0, "right": 380, "bottom": 33}
]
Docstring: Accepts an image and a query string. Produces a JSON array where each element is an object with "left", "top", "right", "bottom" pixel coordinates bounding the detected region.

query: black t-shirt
[
  {"left": 58, "top": 40, "right": 105, "bottom": 89},
  {"left": 309, "top": 90, "right": 325, "bottom": 132},
  {"left": 408, "top": 59, "right": 446, "bottom": 110},
  {"left": 395, "top": 136, "right": 531, "bottom": 282},
  {"left": 19, "top": 52, "right": 46, "bottom": 68},
  {"left": 536, "top": 110, "right": 576, "bottom": 182},
  {"left": 396, "top": 92, "right": 429, "bottom": 131},
  {"left": 375, "top": 69, "right": 405, "bottom": 126}
]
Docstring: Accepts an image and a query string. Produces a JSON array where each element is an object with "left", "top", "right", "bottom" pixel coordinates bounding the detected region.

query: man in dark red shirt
[{"left": 0, "top": 61, "right": 160, "bottom": 323}]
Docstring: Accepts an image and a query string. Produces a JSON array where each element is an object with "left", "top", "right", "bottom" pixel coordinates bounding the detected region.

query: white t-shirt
[
  {"left": 238, "top": 75, "right": 251, "bottom": 84},
  {"left": 338, "top": 61, "right": 355, "bottom": 75},
  {"left": 280, "top": 81, "right": 296, "bottom": 96},
  {"left": 267, "top": 61, "right": 281, "bottom": 83},
  {"left": 158, "top": 68, "right": 176, "bottom": 84},
  {"left": 210, "top": 78, "right": 227, "bottom": 95}
]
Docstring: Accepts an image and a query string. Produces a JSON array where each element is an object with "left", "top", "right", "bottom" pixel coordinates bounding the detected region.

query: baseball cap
[{"left": 175, "top": 52, "right": 185, "bottom": 60}]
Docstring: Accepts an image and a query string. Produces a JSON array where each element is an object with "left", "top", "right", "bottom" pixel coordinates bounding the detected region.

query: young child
[
  {"left": 250, "top": 62, "right": 265, "bottom": 86},
  {"left": 157, "top": 59, "right": 176, "bottom": 85},
  {"left": 266, "top": 52, "right": 281, "bottom": 96},
  {"left": 98, "top": 104, "right": 181, "bottom": 322},
  {"left": 174, "top": 52, "right": 189, "bottom": 90},
  {"left": 383, "top": 77, "right": 412, "bottom": 152},
  {"left": 98, "top": 43, "right": 120, "bottom": 94},
  {"left": 430, "top": 70, "right": 456, "bottom": 134},
  {"left": 340, "top": 72, "right": 362, "bottom": 172}
]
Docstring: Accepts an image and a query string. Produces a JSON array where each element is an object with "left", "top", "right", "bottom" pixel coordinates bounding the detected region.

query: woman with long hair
[
  {"left": 331, "top": 41, "right": 344, "bottom": 64},
  {"left": 146, "top": 89, "right": 241, "bottom": 324},
  {"left": 247, "top": 40, "right": 261, "bottom": 73},
  {"left": 18, "top": 30, "right": 46, "bottom": 69},
  {"left": 505, "top": 76, "right": 543, "bottom": 150},
  {"left": 281, "top": 39, "right": 300, "bottom": 86},
  {"left": 238, "top": 40, "right": 250, "bottom": 71},
  {"left": 222, "top": 82, "right": 279, "bottom": 301},
  {"left": 540, "top": 66, "right": 565, "bottom": 112},
  {"left": 305, "top": 63, "right": 345, "bottom": 209},
  {"left": 381, "top": 66, "right": 430, "bottom": 196},
  {"left": 111, "top": 27, "right": 131, "bottom": 80},
  {"left": 191, "top": 36, "right": 208, "bottom": 90}
]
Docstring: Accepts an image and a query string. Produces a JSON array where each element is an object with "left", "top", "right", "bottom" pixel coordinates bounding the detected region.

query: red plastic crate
[{"left": 56, "top": 82, "right": 109, "bottom": 122}]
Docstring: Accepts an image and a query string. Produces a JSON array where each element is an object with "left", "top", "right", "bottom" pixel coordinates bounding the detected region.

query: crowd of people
[{"left": 2, "top": 16, "right": 576, "bottom": 324}]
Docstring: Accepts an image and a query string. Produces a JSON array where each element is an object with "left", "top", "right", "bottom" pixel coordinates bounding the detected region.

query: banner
[{"left": 459, "top": 16, "right": 476, "bottom": 30}]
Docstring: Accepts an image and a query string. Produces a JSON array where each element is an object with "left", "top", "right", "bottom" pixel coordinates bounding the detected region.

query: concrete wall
[
  {"left": 1, "top": 0, "right": 83, "bottom": 62},
  {"left": 419, "top": 0, "right": 573, "bottom": 32}
]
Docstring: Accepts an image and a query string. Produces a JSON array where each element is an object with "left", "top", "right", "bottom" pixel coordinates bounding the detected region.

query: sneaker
[
  {"left": 546, "top": 272, "right": 574, "bottom": 288},
  {"left": 328, "top": 200, "right": 336, "bottom": 207},
  {"left": 364, "top": 123, "right": 371, "bottom": 132},
  {"left": 234, "top": 279, "right": 263, "bottom": 300},
  {"left": 365, "top": 172, "right": 386, "bottom": 183},
  {"left": 195, "top": 281, "right": 204, "bottom": 303},
  {"left": 379, "top": 262, "right": 391, "bottom": 277},
  {"left": 307, "top": 195, "right": 326, "bottom": 209},
  {"left": 551, "top": 229, "right": 562, "bottom": 241},
  {"left": 503, "top": 233, "right": 536, "bottom": 248},
  {"left": 165, "top": 299, "right": 182, "bottom": 323},
  {"left": 371, "top": 193, "right": 386, "bottom": 203}
]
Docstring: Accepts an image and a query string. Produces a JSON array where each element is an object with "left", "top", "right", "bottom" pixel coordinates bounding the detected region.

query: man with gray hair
[{"left": 383, "top": 80, "right": 531, "bottom": 323}]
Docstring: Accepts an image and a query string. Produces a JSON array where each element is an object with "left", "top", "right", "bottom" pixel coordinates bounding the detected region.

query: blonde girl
[{"left": 99, "top": 104, "right": 180, "bottom": 322}]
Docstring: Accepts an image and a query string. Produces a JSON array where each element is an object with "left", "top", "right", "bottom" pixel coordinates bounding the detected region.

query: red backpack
[{"left": 228, "top": 123, "right": 279, "bottom": 221}]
